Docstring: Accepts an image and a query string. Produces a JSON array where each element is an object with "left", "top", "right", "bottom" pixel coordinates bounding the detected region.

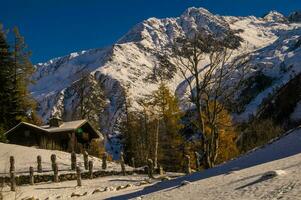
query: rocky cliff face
[{"left": 288, "top": 11, "right": 301, "bottom": 22}]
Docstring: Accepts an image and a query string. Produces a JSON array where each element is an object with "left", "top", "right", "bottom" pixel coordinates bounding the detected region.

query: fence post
[
  {"left": 144, "top": 166, "right": 148, "bottom": 174},
  {"left": 131, "top": 157, "right": 135, "bottom": 168},
  {"left": 29, "top": 166, "right": 34, "bottom": 185},
  {"left": 147, "top": 159, "right": 154, "bottom": 178},
  {"left": 51, "top": 154, "right": 57, "bottom": 171},
  {"left": 120, "top": 152, "right": 126, "bottom": 176},
  {"left": 83, "top": 151, "right": 89, "bottom": 170},
  {"left": 184, "top": 155, "right": 191, "bottom": 174},
  {"left": 10, "top": 170, "right": 16, "bottom": 191},
  {"left": 37, "top": 155, "right": 42, "bottom": 173},
  {"left": 88, "top": 160, "right": 93, "bottom": 179},
  {"left": 71, "top": 152, "right": 76, "bottom": 171},
  {"left": 159, "top": 165, "right": 164, "bottom": 176},
  {"left": 194, "top": 151, "right": 201, "bottom": 171},
  {"left": 76, "top": 166, "right": 82, "bottom": 186},
  {"left": 9, "top": 156, "right": 15, "bottom": 173},
  {"left": 53, "top": 163, "right": 59, "bottom": 183},
  {"left": 102, "top": 152, "right": 107, "bottom": 170}
]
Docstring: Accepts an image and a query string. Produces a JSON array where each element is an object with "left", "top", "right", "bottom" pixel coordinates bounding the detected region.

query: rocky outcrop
[{"left": 288, "top": 11, "right": 301, "bottom": 23}]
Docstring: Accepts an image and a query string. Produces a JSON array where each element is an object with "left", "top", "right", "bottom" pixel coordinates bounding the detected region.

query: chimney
[{"left": 49, "top": 117, "right": 63, "bottom": 127}]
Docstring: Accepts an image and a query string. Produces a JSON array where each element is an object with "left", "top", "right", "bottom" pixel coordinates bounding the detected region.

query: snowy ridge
[
  {"left": 263, "top": 11, "right": 288, "bottom": 23},
  {"left": 117, "top": 7, "right": 230, "bottom": 47}
]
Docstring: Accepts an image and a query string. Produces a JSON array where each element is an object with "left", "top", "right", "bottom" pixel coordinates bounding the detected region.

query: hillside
[
  {"left": 2, "top": 127, "right": 301, "bottom": 199},
  {"left": 107, "top": 126, "right": 301, "bottom": 200},
  {"left": 30, "top": 7, "right": 301, "bottom": 155}
]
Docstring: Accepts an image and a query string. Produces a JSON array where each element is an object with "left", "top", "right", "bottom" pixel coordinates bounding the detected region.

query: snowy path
[{"left": 1, "top": 174, "right": 155, "bottom": 200}]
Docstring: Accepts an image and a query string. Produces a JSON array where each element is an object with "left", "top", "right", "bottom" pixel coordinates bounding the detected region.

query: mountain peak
[
  {"left": 263, "top": 11, "right": 288, "bottom": 23},
  {"left": 182, "top": 7, "right": 211, "bottom": 17},
  {"left": 117, "top": 7, "right": 228, "bottom": 48}
]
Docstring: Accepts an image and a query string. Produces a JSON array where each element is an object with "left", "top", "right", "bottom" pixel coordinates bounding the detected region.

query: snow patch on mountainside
[{"left": 235, "top": 27, "right": 301, "bottom": 121}]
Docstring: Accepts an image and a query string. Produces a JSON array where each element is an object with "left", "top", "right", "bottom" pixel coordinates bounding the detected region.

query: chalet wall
[{"left": 7, "top": 126, "right": 41, "bottom": 147}]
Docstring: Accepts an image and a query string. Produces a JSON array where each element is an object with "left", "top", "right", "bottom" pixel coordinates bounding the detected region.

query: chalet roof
[
  {"left": 40, "top": 119, "right": 87, "bottom": 133},
  {"left": 5, "top": 119, "right": 103, "bottom": 139}
]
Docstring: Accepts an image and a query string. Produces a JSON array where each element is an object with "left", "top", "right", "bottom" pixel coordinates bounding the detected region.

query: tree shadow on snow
[
  {"left": 35, "top": 186, "right": 75, "bottom": 190},
  {"left": 109, "top": 179, "right": 143, "bottom": 183}
]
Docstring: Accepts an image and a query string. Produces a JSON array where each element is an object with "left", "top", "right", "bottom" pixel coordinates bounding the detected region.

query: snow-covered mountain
[{"left": 30, "top": 7, "right": 301, "bottom": 154}]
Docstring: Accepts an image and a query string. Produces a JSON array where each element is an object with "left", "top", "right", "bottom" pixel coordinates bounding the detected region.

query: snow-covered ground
[
  {"left": 0, "top": 143, "right": 133, "bottom": 176},
  {"left": 1, "top": 174, "right": 157, "bottom": 200},
  {"left": 136, "top": 152, "right": 301, "bottom": 200},
  {"left": 2, "top": 127, "right": 301, "bottom": 199},
  {"left": 107, "top": 127, "right": 301, "bottom": 200}
]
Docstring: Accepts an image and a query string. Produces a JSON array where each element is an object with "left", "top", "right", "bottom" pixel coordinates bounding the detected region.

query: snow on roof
[
  {"left": 41, "top": 119, "right": 87, "bottom": 132},
  {"left": 5, "top": 119, "right": 102, "bottom": 138}
]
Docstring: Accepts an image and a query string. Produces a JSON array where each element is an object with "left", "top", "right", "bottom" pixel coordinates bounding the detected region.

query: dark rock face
[{"left": 288, "top": 11, "right": 301, "bottom": 23}]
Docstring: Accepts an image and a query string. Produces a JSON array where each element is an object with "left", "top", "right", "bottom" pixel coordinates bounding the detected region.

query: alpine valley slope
[
  {"left": 106, "top": 126, "right": 301, "bottom": 200},
  {"left": 30, "top": 8, "right": 301, "bottom": 155}
]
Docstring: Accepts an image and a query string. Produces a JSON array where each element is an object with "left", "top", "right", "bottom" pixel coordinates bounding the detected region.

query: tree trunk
[{"left": 154, "top": 118, "right": 159, "bottom": 169}]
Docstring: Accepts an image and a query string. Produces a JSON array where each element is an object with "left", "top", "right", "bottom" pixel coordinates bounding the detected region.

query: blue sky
[{"left": 1, "top": 0, "right": 300, "bottom": 63}]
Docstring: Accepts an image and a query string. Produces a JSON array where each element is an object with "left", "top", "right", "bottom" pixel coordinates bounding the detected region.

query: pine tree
[
  {"left": 72, "top": 72, "right": 106, "bottom": 130},
  {"left": 0, "top": 25, "right": 40, "bottom": 141},
  {"left": 11, "top": 27, "right": 39, "bottom": 125},
  {"left": 121, "top": 83, "right": 184, "bottom": 170},
  {"left": 149, "top": 82, "right": 184, "bottom": 171},
  {"left": 120, "top": 89, "right": 137, "bottom": 163},
  {"left": 120, "top": 88, "right": 156, "bottom": 167},
  {"left": 202, "top": 101, "right": 239, "bottom": 166},
  {"left": 0, "top": 25, "right": 14, "bottom": 134}
]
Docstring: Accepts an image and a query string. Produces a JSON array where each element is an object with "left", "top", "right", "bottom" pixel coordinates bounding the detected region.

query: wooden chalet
[{"left": 5, "top": 117, "right": 103, "bottom": 153}]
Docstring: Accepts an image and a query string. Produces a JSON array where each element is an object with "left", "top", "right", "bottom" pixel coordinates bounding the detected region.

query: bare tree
[
  {"left": 72, "top": 72, "right": 106, "bottom": 130},
  {"left": 201, "top": 43, "right": 250, "bottom": 167},
  {"left": 159, "top": 30, "right": 251, "bottom": 168}
]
